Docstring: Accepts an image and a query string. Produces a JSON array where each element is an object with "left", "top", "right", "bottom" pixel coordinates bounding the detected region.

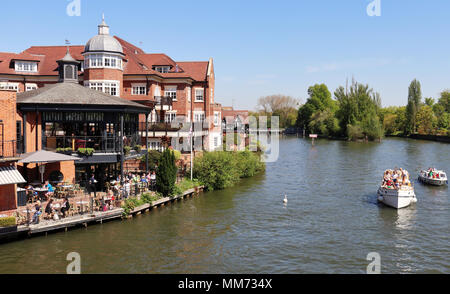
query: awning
[
  {"left": 18, "top": 150, "right": 81, "bottom": 164},
  {"left": 0, "top": 166, "right": 26, "bottom": 186}
]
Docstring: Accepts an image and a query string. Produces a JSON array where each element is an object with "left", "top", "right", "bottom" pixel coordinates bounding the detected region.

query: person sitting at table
[
  {"left": 60, "top": 197, "right": 70, "bottom": 218},
  {"left": 44, "top": 198, "right": 55, "bottom": 219},
  {"left": 43, "top": 181, "right": 55, "bottom": 198},
  {"left": 32, "top": 201, "right": 42, "bottom": 224}
]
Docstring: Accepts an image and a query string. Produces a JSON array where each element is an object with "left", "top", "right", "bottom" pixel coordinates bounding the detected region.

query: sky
[{"left": 1, "top": 0, "right": 450, "bottom": 110}]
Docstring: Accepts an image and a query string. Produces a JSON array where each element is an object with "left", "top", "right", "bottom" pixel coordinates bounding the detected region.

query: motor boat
[
  {"left": 418, "top": 169, "right": 448, "bottom": 186},
  {"left": 377, "top": 169, "right": 417, "bottom": 209}
]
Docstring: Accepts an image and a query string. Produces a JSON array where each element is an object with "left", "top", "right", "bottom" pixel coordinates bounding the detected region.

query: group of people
[
  {"left": 424, "top": 168, "right": 442, "bottom": 179},
  {"left": 382, "top": 168, "right": 412, "bottom": 189},
  {"left": 110, "top": 171, "right": 157, "bottom": 198},
  {"left": 25, "top": 181, "right": 55, "bottom": 202},
  {"left": 31, "top": 197, "right": 71, "bottom": 224}
]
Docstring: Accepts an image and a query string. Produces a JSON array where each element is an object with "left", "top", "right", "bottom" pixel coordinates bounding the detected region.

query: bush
[
  {"left": 140, "top": 150, "right": 161, "bottom": 170},
  {"left": 133, "top": 145, "right": 143, "bottom": 153},
  {"left": 193, "top": 150, "right": 265, "bottom": 191},
  {"left": 0, "top": 216, "right": 16, "bottom": 227},
  {"left": 156, "top": 149, "right": 177, "bottom": 196},
  {"left": 123, "top": 146, "right": 132, "bottom": 156}
]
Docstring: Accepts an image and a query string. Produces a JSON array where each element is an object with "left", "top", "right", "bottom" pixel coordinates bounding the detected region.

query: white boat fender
[{"left": 283, "top": 195, "right": 288, "bottom": 204}]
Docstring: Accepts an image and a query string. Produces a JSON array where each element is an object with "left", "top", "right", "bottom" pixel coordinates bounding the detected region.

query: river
[{"left": 0, "top": 137, "right": 448, "bottom": 273}]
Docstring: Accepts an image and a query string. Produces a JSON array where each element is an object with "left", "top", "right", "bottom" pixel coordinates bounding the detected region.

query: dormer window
[
  {"left": 15, "top": 61, "right": 38, "bottom": 72},
  {"left": 154, "top": 66, "right": 170, "bottom": 73}
]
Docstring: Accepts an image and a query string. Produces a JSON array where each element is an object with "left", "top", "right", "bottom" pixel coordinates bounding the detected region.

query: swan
[{"left": 283, "top": 195, "right": 288, "bottom": 204}]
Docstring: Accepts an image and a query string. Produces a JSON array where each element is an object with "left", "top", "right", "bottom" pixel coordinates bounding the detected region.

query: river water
[{"left": 0, "top": 137, "right": 448, "bottom": 273}]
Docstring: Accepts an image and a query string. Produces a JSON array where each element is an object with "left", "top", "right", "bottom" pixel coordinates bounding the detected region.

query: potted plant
[
  {"left": 77, "top": 148, "right": 95, "bottom": 157},
  {"left": 123, "top": 146, "right": 132, "bottom": 156}
]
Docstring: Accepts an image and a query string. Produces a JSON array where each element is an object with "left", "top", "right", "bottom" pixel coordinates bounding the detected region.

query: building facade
[{"left": 0, "top": 17, "right": 222, "bottom": 153}]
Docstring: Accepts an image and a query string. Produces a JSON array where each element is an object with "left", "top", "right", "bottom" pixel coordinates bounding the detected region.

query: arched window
[{"left": 65, "top": 65, "right": 74, "bottom": 80}]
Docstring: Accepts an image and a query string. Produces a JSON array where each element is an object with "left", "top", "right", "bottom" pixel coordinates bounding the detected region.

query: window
[
  {"left": 214, "top": 112, "right": 220, "bottom": 126},
  {"left": 214, "top": 136, "right": 219, "bottom": 148},
  {"left": 86, "top": 81, "right": 120, "bottom": 96},
  {"left": 164, "top": 86, "right": 177, "bottom": 101},
  {"left": 194, "top": 111, "right": 205, "bottom": 122},
  {"left": 84, "top": 54, "right": 122, "bottom": 70},
  {"left": 25, "top": 83, "right": 38, "bottom": 91},
  {"left": 150, "top": 141, "right": 162, "bottom": 151},
  {"left": 195, "top": 88, "right": 204, "bottom": 102},
  {"left": 210, "top": 88, "right": 214, "bottom": 102},
  {"left": 132, "top": 84, "right": 146, "bottom": 95},
  {"left": 15, "top": 61, "right": 38, "bottom": 72},
  {"left": 165, "top": 112, "right": 176, "bottom": 123},
  {"left": 0, "top": 82, "right": 19, "bottom": 92},
  {"left": 154, "top": 66, "right": 170, "bottom": 73}
]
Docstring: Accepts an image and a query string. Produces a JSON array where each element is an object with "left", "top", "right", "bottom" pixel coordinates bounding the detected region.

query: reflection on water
[{"left": 0, "top": 137, "right": 448, "bottom": 274}]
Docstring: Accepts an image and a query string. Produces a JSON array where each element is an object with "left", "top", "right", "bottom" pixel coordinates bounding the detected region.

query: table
[{"left": 76, "top": 201, "right": 89, "bottom": 214}]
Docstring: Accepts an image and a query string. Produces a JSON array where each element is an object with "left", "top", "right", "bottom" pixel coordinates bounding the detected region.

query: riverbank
[
  {"left": 386, "top": 134, "right": 450, "bottom": 143},
  {"left": 0, "top": 186, "right": 204, "bottom": 244}
]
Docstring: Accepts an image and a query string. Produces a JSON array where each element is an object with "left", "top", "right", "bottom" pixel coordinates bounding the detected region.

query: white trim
[
  {"left": 84, "top": 80, "right": 120, "bottom": 96},
  {"left": 131, "top": 83, "right": 147, "bottom": 95},
  {"left": 194, "top": 88, "right": 204, "bottom": 102}
]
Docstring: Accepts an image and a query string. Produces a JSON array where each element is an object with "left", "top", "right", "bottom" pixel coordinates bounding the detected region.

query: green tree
[
  {"left": 405, "top": 79, "right": 422, "bottom": 134},
  {"left": 416, "top": 105, "right": 437, "bottom": 135},
  {"left": 438, "top": 91, "right": 450, "bottom": 113},
  {"left": 156, "top": 149, "right": 177, "bottom": 196}
]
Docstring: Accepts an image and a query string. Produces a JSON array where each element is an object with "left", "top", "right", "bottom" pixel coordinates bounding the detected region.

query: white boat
[
  {"left": 377, "top": 186, "right": 417, "bottom": 209},
  {"left": 418, "top": 169, "right": 448, "bottom": 186},
  {"left": 377, "top": 168, "right": 417, "bottom": 209}
]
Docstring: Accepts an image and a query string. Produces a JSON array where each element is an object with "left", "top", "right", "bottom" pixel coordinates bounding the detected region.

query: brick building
[
  {"left": 0, "top": 17, "right": 222, "bottom": 153},
  {"left": 0, "top": 90, "right": 26, "bottom": 213}
]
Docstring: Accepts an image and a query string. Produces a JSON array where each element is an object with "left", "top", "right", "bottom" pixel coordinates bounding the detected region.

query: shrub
[
  {"left": 193, "top": 151, "right": 241, "bottom": 191},
  {"left": 133, "top": 145, "right": 142, "bottom": 153},
  {"left": 123, "top": 146, "right": 132, "bottom": 156},
  {"left": 140, "top": 150, "right": 161, "bottom": 170},
  {"left": 0, "top": 216, "right": 16, "bottom": 227},
  {"left": 235, "top": 150, "right": 265, "bottom": 178},
  {"left": 156, "top": 149, "right": 177, "bottom": 196}
]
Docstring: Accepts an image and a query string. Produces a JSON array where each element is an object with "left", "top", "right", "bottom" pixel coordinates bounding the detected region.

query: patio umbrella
[
  {"left": 19, "top": 150, "right": 81, "bottom": 183},
  {"left": 18, "top": 150, "right": 81, "bottom": 164}
]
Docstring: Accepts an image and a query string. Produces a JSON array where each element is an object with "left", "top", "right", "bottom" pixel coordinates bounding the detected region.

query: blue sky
[{"left": 1, "top": 0, "right": 450, "bottom": 110}]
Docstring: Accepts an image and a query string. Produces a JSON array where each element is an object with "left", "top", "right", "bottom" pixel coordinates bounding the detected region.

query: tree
[
  {"left": 405, "top": 79, "right": 422, "bottom": 134},
  {"left": 334, "top": 80, "right": 383, "bottom": 140},
  {"left": 416, "top": 105, "right": 437, "bottom": 135},
  {"left": 296, "top": 84, "right": 337, "bottom": 133},
  {"left": 425, "top": 97, "right": 434, "bottom": 107},
  {"left": 438, "top": 90, "right": 450, "bottom": 113},
  {"left": 255, "top": 95, "right": 300, "bottom": 128},
  {"left": 156, "top": 149, "right": 177, "bottom": 196}
]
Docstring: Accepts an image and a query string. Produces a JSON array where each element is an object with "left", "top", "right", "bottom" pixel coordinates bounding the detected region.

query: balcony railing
[
  {"left": 139, "top": 122, "right": 183, "bottom": 132},
  {"left": 44, "top": 135, "right": 140, "bottom": 153},
  {"left": 0, "top": 140, "right": 17, "bottom": 158},
  {"left": 154, "top": 96, "right": 173, "bottom": 106}
]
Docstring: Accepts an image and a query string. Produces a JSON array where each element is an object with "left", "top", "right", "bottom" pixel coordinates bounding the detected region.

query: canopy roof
[
  {"left": 0, "top": 166, "right": 26, "bottom": 186},
  {"left": 17, "top": 83, "right": 151, "bottom": 113},
  {"left": 18, "top": 150, "right": 81, "bottom": 164}
]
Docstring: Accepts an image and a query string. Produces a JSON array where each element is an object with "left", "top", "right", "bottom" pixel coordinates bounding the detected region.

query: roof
[
  {"left": 0, "top": 166, "right": 26, "bottom": 186},
  {"left": 16, "top": 82, "right": 151, "bottom": 112},
  {"left": 0, "top": 38, "right": 210, "bottom": 81},
  {"left": 18, "top": 150, "right": 81, "bottom": 164}
]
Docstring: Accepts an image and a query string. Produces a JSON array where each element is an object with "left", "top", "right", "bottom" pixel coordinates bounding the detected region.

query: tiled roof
[
  {"left": 0, "top": 38, "right": 210, "bottom": 81},
  {"left": 17, "top": 82, "right": 150, "bottom": 110}
]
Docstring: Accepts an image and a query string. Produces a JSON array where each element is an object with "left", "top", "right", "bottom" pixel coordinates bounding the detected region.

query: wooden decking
[{"left": 0, "top": 187, "right": 203, "bottom": 243}]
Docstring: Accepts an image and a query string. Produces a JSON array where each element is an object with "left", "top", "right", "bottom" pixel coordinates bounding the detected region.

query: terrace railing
[{"left": 0, "top": 140, "right": 17, "bottom": 158}]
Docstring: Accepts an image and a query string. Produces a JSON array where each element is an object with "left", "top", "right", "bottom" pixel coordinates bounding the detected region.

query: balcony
[
  {"left": 44, "top": 135, "right": 139, "bottom": 154},
  {"left": 154, "top": 96, "right": 173, "bottom": 106},
  {"left": 0, "top": 140, "right": 18, "bottom": 159}
]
